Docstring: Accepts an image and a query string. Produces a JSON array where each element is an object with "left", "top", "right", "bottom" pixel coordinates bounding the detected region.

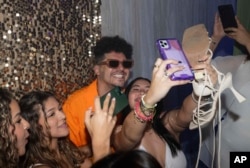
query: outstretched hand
[
  {"left": 143, "top": 58, "right": 191, "bottom": 106},
  {"left": 225, "top": 17, "right": 250, "bottom": 47},
  {"left": 85, "top": 93, "right": 117, "bottom": 144}
]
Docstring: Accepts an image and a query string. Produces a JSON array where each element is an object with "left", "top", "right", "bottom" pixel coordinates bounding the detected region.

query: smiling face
[
  {"left": 39, "top": 97, "right": 68, "bottom": 139},
  {"left": 10, "top": 99, "right": 30, "bottom": 156},
  {"left": 94, "top": 51, "right": 132, "bottom": 94},
  {"left": 128, "top": 79, "right": 151, "bottom": 110}
]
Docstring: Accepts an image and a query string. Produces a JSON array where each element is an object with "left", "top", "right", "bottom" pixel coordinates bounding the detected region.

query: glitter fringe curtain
[{"left": 0, "top": 0, "right": 101, "bottom": 101}]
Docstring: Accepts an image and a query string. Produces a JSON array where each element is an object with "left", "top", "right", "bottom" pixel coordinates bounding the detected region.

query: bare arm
[
  {"left": 163, "top": 94, "right": 196, "bottom": 140},
  {"left": 112, "top": 111, "right": 148, "bottom": 151}
]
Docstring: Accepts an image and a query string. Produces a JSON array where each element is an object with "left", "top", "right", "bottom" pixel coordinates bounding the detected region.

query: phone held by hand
[
  {"left": 156, "top": 38, "right": 194, "bottom": 81},
  {"left": 218, "top": 4, "right": 237, "bottom": 33},
  {"left": 99, "top": 87, "right": 128, "bottom": 116}
]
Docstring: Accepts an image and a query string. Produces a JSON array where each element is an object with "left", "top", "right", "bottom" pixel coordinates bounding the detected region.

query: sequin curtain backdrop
[{"left": 0, "top": 0, "right": 101, "bottom": 101}]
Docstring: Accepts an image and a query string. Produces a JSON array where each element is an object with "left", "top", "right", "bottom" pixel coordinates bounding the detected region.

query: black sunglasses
[{"left": 98, "top": 59, "right": 134, "bottom": 69}]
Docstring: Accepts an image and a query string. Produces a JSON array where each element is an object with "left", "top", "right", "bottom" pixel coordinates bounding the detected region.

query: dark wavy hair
[
  {"left": 91, "top": 150, "right": 161, "bottom": 168},
  {"left": 93, "top": 35, "right": 133, "bottom": 63},
  {"left": 19, "top": 91, "right": 85, "bottom": 168},
  {"left": 124, "top": 77, "right": 181, "bottom": 156},
  {"left": 0, "top": 88, "right": 19, "bottom": 168}
]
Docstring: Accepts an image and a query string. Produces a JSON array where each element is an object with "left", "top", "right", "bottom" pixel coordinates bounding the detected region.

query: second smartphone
[
  {"left": 218, "top": 4, "right": 237, "bottom": 33},
  {"left": 99, "top": 87, "right": 128, "bottom": 116}
]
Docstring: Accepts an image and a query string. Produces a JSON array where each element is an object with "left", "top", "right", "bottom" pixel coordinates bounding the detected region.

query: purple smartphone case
[{"left": 156, "top": 38, "right": 194, "bottom": 80}]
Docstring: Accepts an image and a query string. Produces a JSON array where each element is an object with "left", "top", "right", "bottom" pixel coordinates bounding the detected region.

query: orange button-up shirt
[{"left": 63, "top": 79, "right": 98, "bottom": 147}]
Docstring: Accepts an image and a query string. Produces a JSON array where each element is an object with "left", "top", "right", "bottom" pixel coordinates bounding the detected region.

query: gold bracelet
[
  {"left": 140, "top": 101, "right": 156, "bottom": 117},
  {"left": 140, "top": 95, "right": 157, "bottom": 116},
  {"left": 134, "top": 101, "right": 154, "bottom": 123}
]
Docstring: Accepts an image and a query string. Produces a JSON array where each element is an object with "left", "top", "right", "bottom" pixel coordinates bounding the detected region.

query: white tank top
[{"left": 138, "top": 144, "right": 187, "bottom": 168}]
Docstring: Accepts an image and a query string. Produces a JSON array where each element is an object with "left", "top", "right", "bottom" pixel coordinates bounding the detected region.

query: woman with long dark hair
[
  {"left": 0, "top": 88, "right": 30, "bottom": 168},
  {"left": 19, "top": 90, "right": 116, "bottom": 168},
  {"left": 119, "top": 70, "right": 216, "bottom": 168}
]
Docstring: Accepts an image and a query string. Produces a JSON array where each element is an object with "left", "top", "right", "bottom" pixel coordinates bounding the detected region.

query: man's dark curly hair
[{"left": 93, "top": 35, "right": 133, "bottom": 63}]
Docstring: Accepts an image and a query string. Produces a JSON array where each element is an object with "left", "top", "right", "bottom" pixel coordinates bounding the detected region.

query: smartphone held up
[{"left": 156, "top": 38, "right": 194, "bottom": 81}]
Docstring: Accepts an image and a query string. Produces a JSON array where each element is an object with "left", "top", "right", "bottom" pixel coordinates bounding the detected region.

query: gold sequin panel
[{"left": 0, "top": 0, "right": 101, "bottom": 101}]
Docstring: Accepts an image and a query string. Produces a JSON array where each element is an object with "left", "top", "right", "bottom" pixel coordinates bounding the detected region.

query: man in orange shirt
[{"left": 63, "top": 36, "right": 134, "bottom": 151}]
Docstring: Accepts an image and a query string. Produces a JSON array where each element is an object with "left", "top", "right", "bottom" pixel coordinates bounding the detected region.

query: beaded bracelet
[
  {"left": 134, "top": 100, "right": 154, "bottom": 123},
  {"left": 134, "top": 112, "right": 146, "bottom": 123},
  {"left": 140, "top": 101, "right": 156, "bottom": 117},
  {"left": 140, "top": 95, "right": 157, "bottom": 116}
]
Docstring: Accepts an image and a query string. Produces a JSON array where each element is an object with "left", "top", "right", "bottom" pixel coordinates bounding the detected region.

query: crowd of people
[{"left": 1, "top": 10, "right": 249, "bottom": 168}]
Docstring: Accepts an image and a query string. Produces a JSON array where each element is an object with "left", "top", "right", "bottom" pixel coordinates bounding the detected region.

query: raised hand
[
  {"left": 225, "top": 17, "right": 250, "bottom": 47},
  {"left": 85, "top": 93, "right": 117, "bottom": 162},
  {"left": 143, "top": 58, "right": 191, "bottom": 106}
]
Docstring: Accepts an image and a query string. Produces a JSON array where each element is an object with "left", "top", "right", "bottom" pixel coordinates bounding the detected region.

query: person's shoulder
[
  {"left": 212, "top": 55, "right": 246, "bottom": 66},
  {"left": 66, "top": 80, "right": 97, "bottom": 101},
  {"left": 213, "top": 55, "right": 246, "bottom": 62},
  {"left": 63, "top": 87, "right": 87, "bottom": 104},
  {"left": 70, "top": 86, "right": 89, "bottom": 97},
  {"left": 212, "top": 55, "right": 246, "bottom": 73}
]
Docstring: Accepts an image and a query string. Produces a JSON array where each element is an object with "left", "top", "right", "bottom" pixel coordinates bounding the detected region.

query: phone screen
[
  {"left": 99, "top": 87, "right": 128, "bottom": 116},
  {"left": 218, "top": 4, "right": 237, "bottom": 33}
]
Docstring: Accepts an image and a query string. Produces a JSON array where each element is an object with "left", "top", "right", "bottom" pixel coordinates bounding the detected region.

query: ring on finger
[
  {"left": 164, "top": 71, "right": 169, "bottom": 78},
  {"left": 154, "top": 64, "right": 159, "bottom": 68}
]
